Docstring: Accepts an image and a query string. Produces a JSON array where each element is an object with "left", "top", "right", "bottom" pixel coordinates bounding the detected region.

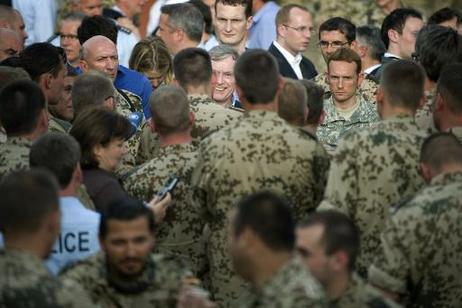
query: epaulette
[
  {"left": 117, "top": 25, "right": 132, "bottom": 35},
  {"left": 229, "top": 106, "right": 245, "bottom": 113}
]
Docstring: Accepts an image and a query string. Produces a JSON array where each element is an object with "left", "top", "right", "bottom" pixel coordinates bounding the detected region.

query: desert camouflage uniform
[
  {"left": 316, "top": 0, "right": 375, "bottom": 26},
  {"left": 0, "top": 249, "right": 95, "bottom": 307},
  {"left": 0, "top": 127, "right": 5, "bottom": 144},
  {"left": 0, "top": 137, "right": 31, "bottom": 180},
  {"left": 318, "top": 115, "right": 427, "bottom": 277},
  {"left": 192, "top": 110, "right": 330, "bottom": 307},
  {"left": 77, "top": 184, "right": 96, "bottom": 211},
  {"left": 60, "top": 252, "right": 193, "bottom": 308},
  {"left": 414, "top": 88, "right": 437, "bottom": 134},
  {"left": 316, "top": 94, "right": 379, "bottom": 149},
  {"left": 49, "top": 113, "right": 70, "bottom": 134},
  {"left": 123, "top": 142, "right": 207, "bottom": 275},
  {"left": 238, "top": 256, "right": 326, "bottom": 308},
  {"left": 313, "top": 72, "right": 379, "bottom": 103},
  {"left": 362, "top": 1, "right": 408, "bottom": 28},
  {"left": 369, "top": 171, "right": 462, "bottom": 308},
  {"left": 330, "top": 274, "right": 401, "bottom": 308},
  {"left": 136, "top": 122, "right": 161, "bottom": 165}
]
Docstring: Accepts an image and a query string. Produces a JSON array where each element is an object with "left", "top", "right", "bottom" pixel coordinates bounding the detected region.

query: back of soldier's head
[
  {"left": 0, "top": 66, "right": 29, "bottom": 92},
  {"left": 356, "top": 25, "right": 386, "bottom": 62},
  {"left": 234, "top": 50, "right": 279, "bottom": 105},
  {"left": 420, "top": 132, "right": 462, "bottom": 174},
  {"left": 233, "top": 191, "right": 295, "bottom": 252},
  {"left": 72, "top": 71, "right": 115, "bottom": 116},
  {"left": 150, "top": 85, "right": 191, "bottom": 136},
  {"left": 415, "top": 25, "right": 462, "bottom": 83},
  {"left": 381, "top": 8, "right": 423, "bottom": 48},
  {"left": 299, "top": 80, "right": 324, "bottom": 126},
  {"left": 0, "top": 80, "right": 46, "bottom": 136},
  {"left": 380, "top": 60, "right": 424, "bottom": 111},
  {"left": 173, "top": 48, "right": 212, "bottom": 90},
  {"left": 278, "top": 79, "right": 307, "bottom": 127},
  {"left": 319, "top": 17, "right": 356, "bottom": 42},
  {"left": 20, "top": 43, "right": 66, "bottom": 82},
  {"left": 77, "top": 15, "right": 118, "bottom": 45},
  {"left": 298, "top": 210, "right": 359, "bottom": 272},
  {"left": 0, "top": 169, "right": 59, "bottom": 235},
  {"left": 437, "top": 63, "right": 462, "bottom": 115},
  {"left": 30, "top": 133, "right": 81, "bottom": 189}
]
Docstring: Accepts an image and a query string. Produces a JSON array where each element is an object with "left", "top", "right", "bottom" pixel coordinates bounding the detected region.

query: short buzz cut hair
[
  {"left": 30, "top": 133, "right": 81, "bottom": 189},
  {"left": 0, "top": 66, "right": 30, "bottom": 92},
  {"left": 380, "top": 60, "right": 425, "bottom": 111},
  {"left": 150, "top": 85, "right": 190, "bottom": 135},
  {"left": 319, "top": 17, "right": 356, "bottom": 42},
  {"left": 381, "top": 8, "right": 423, "bottom": 48},
  {"left": 0, "top": 169, "right": 60, "bottom": 234},
  {"left": 299, "top": 80, "right": 324, "bottom": 126},
  {"left": 276, "top": 4, "right": 309, "bottom": 28},
  {"left": 327, "top": 47, "right": 362, "bottom": 75},
  {"left": 437, "top": 63, "right": 462, "bottom": 114},
  {"left": 215, "top": 0, "right": 252, "bottom": 18},
  {"left": 233, "top": 191, "right": 295, "bottom": 252},
  {"left": 234, "top": 49, "right": 279, "bottom": 104},
  {"left": 420, "top": 132, "right": 462, "bottom": 173},
  {"left": 20, "top": 43, "right": 66, "bottom": 82},
  {"left": 160, "top": 3, "right": 204, "bottom": 44},
  {"left": 278, "top": 79, "right": 307, "bottom": 127},
  {"left": 173, "top": 48, "right": 212, "bottom": 90},
  {"left": 72, "top": 71, "right": 115, "bottom": 116},
  {"left": 298, "top": 210, "right": 360, "bottom": 272}
]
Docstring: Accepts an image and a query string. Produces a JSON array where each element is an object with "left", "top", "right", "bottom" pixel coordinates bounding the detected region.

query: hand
[
  {"left": 177, "top": 287, "right": 216, "bottom": 308},
  {"left": 147, "top": 193, "right": 172, "bottom": 224}
]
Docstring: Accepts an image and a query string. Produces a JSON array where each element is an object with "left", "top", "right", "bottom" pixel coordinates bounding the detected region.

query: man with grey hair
[
  {"left": 209, "top": 44, "right": 241, "bottom": 108},
  {"left": 157, "top": 3, "right": 205, "bottom": 55},
  {"left": 355, "top": 26, "right": 386, "bottom": 81},
  {"left": 277, "top": 78, "right": 308, "bottom": 127}
]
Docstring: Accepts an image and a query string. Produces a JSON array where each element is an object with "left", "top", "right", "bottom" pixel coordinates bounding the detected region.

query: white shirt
[
  {"left": 273, "top": 41, "right": 303, "bottom": 79},
  {"left": 364, "top": 63, "right": 381, "bottom": 75},
  {"left": 384, "top": 52, "right": 402, "bottom": 59}
]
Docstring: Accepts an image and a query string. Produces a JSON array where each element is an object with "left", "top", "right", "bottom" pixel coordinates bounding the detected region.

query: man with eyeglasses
[
  {"left": 313, "top": 17, "right": 379, "bottom": 104},
  {"left": 268, "top": 4, "right": 317, "bottom": 80},
  {"left": 56, "top": 13, "right": 86, "bottom": 68}
]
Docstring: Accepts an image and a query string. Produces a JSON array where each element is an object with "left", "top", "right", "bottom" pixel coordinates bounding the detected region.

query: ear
[
  {"left": 330, "top": 250, "right": 349, "bottom": 272},
  {"left": 388, "top": 29, "right": 399, "bottom": 44},
  {"left": 420, "top": 162, "right": 433, "bottom": 183},
  {"left": 103, "top": 96, "right": 115, "bottom": 111},
  {"left": 149, "top": 117, "right": 156, "bottom": 133},
  {"left": 277, "top": 23, "right": 286, "bottom": 37},
  {"left": 80, "top": 59, "right": 88, "bottom": 72},
  {"left": 246, "top": 16, "right": 253, "bottom": 30},
  {"left": 356, "top": 45, "right": 367, "bottom": 58},
  {"left": 319, "top": 108, "right": 326, "bottom": 125},
  {"left": 349, "top": 40, "right": 358, "bottom": 50},
  {"left": 93, "top": 144, "right": 104, "bottom": 160},
  {"left": 189, "top": 111, "right": 195, "bottom": 128},
  {"left": 434, "top": 92, "right": 444, "bottom": 112},
  {"left": 357, "top": 72, "right": 364, "bottom": 87}
]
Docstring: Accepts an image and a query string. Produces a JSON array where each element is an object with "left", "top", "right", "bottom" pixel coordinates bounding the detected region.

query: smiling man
[{"left": 210, "top": 44, "right": 240, "bottom": 108}]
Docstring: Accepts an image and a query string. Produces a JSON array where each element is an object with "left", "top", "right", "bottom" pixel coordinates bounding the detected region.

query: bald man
[{"left": 0, "top": 28, "right": 20, "bottom": 61}]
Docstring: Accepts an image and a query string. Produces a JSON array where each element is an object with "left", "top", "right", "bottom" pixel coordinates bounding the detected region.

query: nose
[
  {"left": 225, "top": 20, "right": 232, "bottom": 32},
  {"left": 217, "top": 72, "right": 224, "bottom": 84},
  {"left": 338, "top": 77, "right": 344, "bottom": 88},
  {"left": 326, "top": 44, "right": 335, "bottom": 55}
]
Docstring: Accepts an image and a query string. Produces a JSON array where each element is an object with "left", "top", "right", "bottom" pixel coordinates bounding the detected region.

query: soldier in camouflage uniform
[
  {"left": 316, "top": 48, "right": 379, "bottom": 149},
  {"left": 124, "top": 86, "right": 206, "bottom": 276},
  {"left": 231, "top": 192, "right": 327, "bottom": 308},
  {"left": 318, "top": 61, "right": 427, "bottom": 278},
  {"left": 60, "top": 198, "right": 196, "bottom": 307},
  {"left": 297, "top": 211, "right": 401, "bottom": 308},
  {"left": 369, "top": 133, "right": 462, "bottom": 307},
  {"left": 0, "top": 170, "right": 95, "bottom": 307},
  {"left": 192, "top": 50, "right": 330, "bottom": 307}
]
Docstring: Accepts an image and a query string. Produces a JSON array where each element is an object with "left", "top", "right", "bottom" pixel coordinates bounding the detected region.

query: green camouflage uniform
[
  {"left": 0, "top": 127, "right": 5, "bottom": 144},
  {"left": 330, "top": 274, "right": 401, "bottom": 308},
  {"left": 313, "top": 72, "right": 379, "bottom": 104},
  {"left": 192, "top": 110, "right": 330, "bottom": 307},
  {"left": 316, "top": 94, "right": 379, "bottom": 149},
  {"left": 369, "top": 171, "right": 462, "bottom": 308},
  {"left": 123, "top": 142, "right": 207, "bottom": 276},
  {"left": 0, "top": 249, "right": 95, "bottom": 307},
  {"left": 0, "top": 136, "right": 31, "bottom": 180},
  {"left": 238, "top": 256, "right": 326, "bottom": 308},
  {"left": 318, "top": 115, "right": 427, "bottom": 278},
  {"left": 414, "top": 88, "right": 437, "bottom": 134},
  {"left": 60, "top": 252, "right": 193, "bottom": 308}
]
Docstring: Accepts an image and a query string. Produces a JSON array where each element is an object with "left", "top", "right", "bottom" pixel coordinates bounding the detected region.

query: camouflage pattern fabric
[
  {"left": 414, "top": 88, "right": 437, "bottom": 134},
  {"left": 123, "top": 142, "right": 207, "bottom": 276},
  {"left": 318, "top": 115, "right": 427, "bottom": 277},
  {"left": 0, "top": 127, "right": 6, "bottom": 144},
  {"left": 369, "top": 171, "right": 462, "bottom": 307},
  {"left": 316, "top": 0, "right": 376, "bottom": 26},
  {"left": 49, "top": 113, "right": 70, "bottom": 134},
  {"left": 0, "top": 249, "right": 95, "bottom": 308},
  {"left": 192, "top": 110, "right": 330, "bottom": 307},
  {"left": 60, "top": 252, "right": 193, "bottom": 307},
  {"left": 316, "top": 94, "right": 379, "bottom": 149},
  {"left": 238, "top": 256, "right": 327, "bottom": 308},
  {"left": 0, "top": 137, "right": 31, "bottom": 180},
  {"left": 77, "top": 184, "right": 97, "bottom": 211},
  {"left": 136, "top": 122, "right": 160, "bottom": 165}
]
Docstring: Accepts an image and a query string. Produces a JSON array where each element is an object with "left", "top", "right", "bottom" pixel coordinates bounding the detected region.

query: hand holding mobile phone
[{"left": 157, "top": 176, "right": 179, "bottom": 200}]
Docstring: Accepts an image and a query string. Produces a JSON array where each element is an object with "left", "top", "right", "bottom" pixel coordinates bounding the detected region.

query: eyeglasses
[
  {"left": 283, "top": 24, "right": 314, "bottom": 34},
  {"left": 318, "top": 40, "right": 350, "bottom": 49},
  {"left": 60, "top": 33, "right": 79, "bottom": 40}
]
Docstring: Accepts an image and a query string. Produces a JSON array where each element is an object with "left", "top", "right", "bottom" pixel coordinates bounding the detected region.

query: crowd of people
[{"left": 0, "top": 0, "right": 461, "bottom": 307}]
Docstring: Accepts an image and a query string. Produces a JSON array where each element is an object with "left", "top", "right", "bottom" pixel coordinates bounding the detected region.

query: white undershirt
[{"left": 273, "top": 41, "right": 303, "bottom": 79}]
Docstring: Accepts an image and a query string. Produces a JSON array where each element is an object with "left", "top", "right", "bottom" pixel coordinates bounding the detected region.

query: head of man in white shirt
[
  {"left": 354, "top": 25, "right": 385, "bottom": 75},
  {"left": 70, "top": 0, "right": 103, "bottom": 16},
  {"left": 80, "top": 35, "right": 119, "bottom": 81},
  {"left": 214, "top": 0, "right": 252, "bottom": 54},
  {"left": 59, "top": 13, "right": 85, "bottom": 68},
  {"left": 0, "top": 5, "right": 28, "bottom": 49}
]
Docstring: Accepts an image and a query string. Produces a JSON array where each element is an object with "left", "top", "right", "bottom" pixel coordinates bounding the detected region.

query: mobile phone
[{"left": 156, "top": 176, "right": 179, "bottom": 200}]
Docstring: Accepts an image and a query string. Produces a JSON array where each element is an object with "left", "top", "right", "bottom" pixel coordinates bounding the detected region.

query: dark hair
[
  {"left": 77, "top": 15, "right": 118, "bottom": 45},
  {"left": 173, "top": 48, "right": 212, "bottom": 89},
  {"left": 437, "top": 63, "right": 462, "bottom": 114},
  {"left": 299, "top": 80, "right": 324, "bottom": 125},
  {"left": 20, "top": 43, "right": 66, "bottom": 82},
  {"left": 278, "top": 79, "right": 307, "bottom": 126},
  {"left": 234, "top": 49, "right": 279, "bottom": 104},
  {"left": 0, "top": 80, "right": 46, "bottom": 136},
  {"left": 415, "top": 25, "right": 462, "bottom": 82},
  {"left": 420, "top": 132, "right": 462, "bottom": 172},
  {"left": 189, "top": 0, "right": 213, "bottom": 34},
  {"left": 70, "top": 107, "right": 132, "bottom": 169},
  {"left": 30, "top": 133, "right": 81, "bottom": 189},
  {"left": 99, "top": 196, "right": 155, "bottom": 238},
  {"left": 0, "top": 55, "right": 23, "bottom": 68},
  {"left": 356, "top": 25, "right": 386, "bottom": 61},
  {"left": 299, "top": 210, "right": 359, "bottom": 272},
  {"left": 0, "top": 169, "right": 59, "bottom": 233},
  {"left": 428, "top": 7, "right": 461, "bottom": 26},
  {"left": 380, "top": 60, "right": 424, "bottom": 111},
  {"left": 0, "top": 66, "right": 29, "bottom": 92},
  {"left": 381, "top": 8, "right": 423, "bottom": 48},
  {"left": 319, "top": 17, "right": 356, "bottom": 42},
  {"left": 233, "top": 191, "right": 295, "bottom": 251},
  {"left": 215, "top": 0, "right": 252, "bottom": 18},
  {"left": 161, "top": 3, "right": 204, "bottom": 43},
  {"left": 72, "top": 71, "right": 115, "bottom": 116},
  {"left": 327, "top": 47, "right": 362, "bottom": 74}
]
